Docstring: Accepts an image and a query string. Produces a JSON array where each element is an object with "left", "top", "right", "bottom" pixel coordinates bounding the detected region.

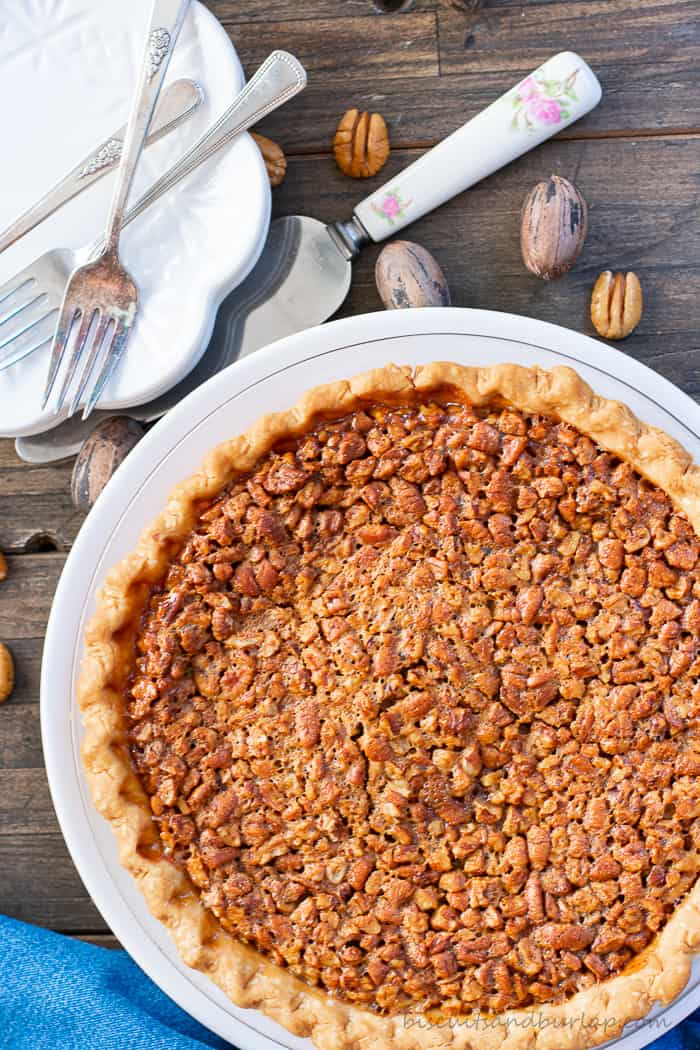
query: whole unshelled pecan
[
  {"left": 520, "top": 176, "right": 588, "bottom": 280},
  {"left": 333, "top": 109, "right": 390, "bottom": 178}
]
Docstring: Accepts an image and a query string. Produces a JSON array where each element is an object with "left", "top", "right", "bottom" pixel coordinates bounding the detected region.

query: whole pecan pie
[{"left": 80, "top": 363, "right": 700, "bottom": 1050}]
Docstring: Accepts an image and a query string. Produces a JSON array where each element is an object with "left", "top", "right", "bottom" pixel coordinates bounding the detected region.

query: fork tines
[
  {"left": 0, "top": 275, "right": 55, "bottom": 371},
  {"left": 42, "top": 305, "right": 123, "bottom": 417}
]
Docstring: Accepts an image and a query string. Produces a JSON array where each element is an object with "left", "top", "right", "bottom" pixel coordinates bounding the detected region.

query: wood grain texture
[
  {"left": 225, "top": 12, "right": 439, "bottom": 81},
  {"left": 214, "top": 0, "right": 700, "bottom": 151},
  {"left": 0, "top": 463, "right": 80, "bottom": 553},
  {"left": 1, "top": 0, "right": 699, "bottom": 946},
  {"left": 0, "top": 768, "right": 56, "bottom": 835},
  {"left": 437, "top": 0, "right": 700, "bottom": 85},
  {"left": 250, "top": 72, "right": 700, "bottom": 157},
  {"left": 248, "top": 75, "right": 700, "bottom": 158},
  {"left": 0, "top": 554, "right": 65, "bottom": 639},
  {"left": 211, "top": 0, "right": 435, "bottom": 19},
  {"left": 0, "top": 835, "right": 104, "bottom": 929},
  {"left": 0, "top": 441, "right": 24, "bottom": 468},
  {"left": 0, "top": 706, "right": 43, "bottom": 769}
]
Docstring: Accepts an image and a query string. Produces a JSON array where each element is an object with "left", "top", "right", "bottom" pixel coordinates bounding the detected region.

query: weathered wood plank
[
  {"left": 0, "top": 768, "right": 56, "bottom": 835},
  {"left": 249, "top": 72, "right": 700, "bottom": 158},
  {"left": 210, "top": 0, "right": 700, "bottom": 150},
  {"left": 2, "top": 464, "right": 74, "bottom": 500},
  {"left": 269, "top": 134, "right": 700, "bottom": 397},
  {"left": 0, "top": 834, "right": 106, "bottom": 931},
  {"left": 0, "top": 553, "right": 65, "bottom": 638},
  {"left": 0, "top": 440, "right": 23, "bottom": 468},
  {"left": 0, "top": 705, "right": 43, "bottom": 768},
  {"left": 437, "top": 0, "right": 700, "bottom": 86},
  {"left": 0, "top": 463, "right": 80, "bottom": 553},
  {"left": 225, "top": 12, "right": 439, "bottom": 81},
  {"left": 2, "top": 898, "right": 106, "bottom": 931},
  {"left": 210, "top": 0, "right": 435, "bottom": 18}
]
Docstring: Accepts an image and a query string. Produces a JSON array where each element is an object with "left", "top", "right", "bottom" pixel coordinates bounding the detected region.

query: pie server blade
[
  {"left": 14, "top": 216, "right": 349, "bottom": 461},
  {"left": 16, "top": 52, "right": 602, "bottom": 463}
]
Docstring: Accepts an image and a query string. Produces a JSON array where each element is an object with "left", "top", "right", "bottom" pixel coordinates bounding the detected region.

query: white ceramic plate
[
  {"left": 0, "top": 0, "right": 270, "bottom": 438},
  {"left": 42, "top": 309, "right": 700, "bottom": 1050}
]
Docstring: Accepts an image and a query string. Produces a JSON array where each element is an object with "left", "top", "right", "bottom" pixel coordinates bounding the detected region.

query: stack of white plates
[{"left": 0, "top": 0, "right": 270, "bottom": 438}]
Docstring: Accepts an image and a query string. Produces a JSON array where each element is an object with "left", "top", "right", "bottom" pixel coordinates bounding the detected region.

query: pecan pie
[{"left": 80, "top": 363, "right": 700, "bottom": 1050}]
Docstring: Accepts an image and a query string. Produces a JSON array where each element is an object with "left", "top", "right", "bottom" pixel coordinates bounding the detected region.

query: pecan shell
[{"left": 520, "top": 175, "right": 588, "bottom": 280}]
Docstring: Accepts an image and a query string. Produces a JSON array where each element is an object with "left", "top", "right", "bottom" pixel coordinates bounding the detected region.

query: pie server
[{"left": 16, "top": 51, "right": 601, "bottom": 464}]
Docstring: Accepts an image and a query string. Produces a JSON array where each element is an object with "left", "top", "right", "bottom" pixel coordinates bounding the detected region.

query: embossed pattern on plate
[{"left": 0, "top": 0, "right": 270, "bottom": 437}]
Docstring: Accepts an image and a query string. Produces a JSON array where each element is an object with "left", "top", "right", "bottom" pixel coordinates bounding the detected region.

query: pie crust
[{"left": 79, "top": 362, "right": 700, "bottom": 1050}]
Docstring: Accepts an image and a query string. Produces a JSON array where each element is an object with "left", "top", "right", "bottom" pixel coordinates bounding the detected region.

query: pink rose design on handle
[
  {"left": 511, "top": 68, "right": 577, "bottom": 131},
  {"left": 527, "top": 97, "right": 563, "bottom": 124},
  {"left": 517, "top": 76, "right": 538, "bottom": 102},
  {"left": 370, "top": 187, "right": 413, "bottom": 225}
]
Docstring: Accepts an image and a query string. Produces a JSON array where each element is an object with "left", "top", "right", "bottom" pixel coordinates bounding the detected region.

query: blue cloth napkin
[
  {"left": 1, "top": 914, "right": 699, "bottom": 1050},
  {"left": 0, "top": 916, "right": 232, "bottom": 1049}
]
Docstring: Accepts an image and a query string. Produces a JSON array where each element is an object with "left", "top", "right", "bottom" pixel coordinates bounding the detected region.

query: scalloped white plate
[
  {"left": 42, "top": 310, "right": 700, "bottom": 1050},
  {"left": 0, "top": 0, "right": 270, "bottom": 437}
]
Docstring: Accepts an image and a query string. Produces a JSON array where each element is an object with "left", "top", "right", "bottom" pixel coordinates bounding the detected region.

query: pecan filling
[{"left": 128, "top": 400, "right": 700, "bottom": 1016}]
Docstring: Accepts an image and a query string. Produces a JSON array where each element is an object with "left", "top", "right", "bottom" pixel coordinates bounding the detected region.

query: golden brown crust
[{"left": 79, "top": 362, "right": 700, "bottom": 1050}]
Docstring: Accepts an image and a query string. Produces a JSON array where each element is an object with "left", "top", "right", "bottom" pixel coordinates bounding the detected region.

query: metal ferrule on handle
[
  {"left": 102, "top": 0, "right": 191, "bottom": 251},
  {"left": 353, "top": 51, "right": 602, "bottom": 243}
]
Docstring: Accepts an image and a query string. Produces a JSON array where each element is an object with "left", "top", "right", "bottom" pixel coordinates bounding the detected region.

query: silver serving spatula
[{"left": 16, "top": 51, "right": 600, "bottom": 463}]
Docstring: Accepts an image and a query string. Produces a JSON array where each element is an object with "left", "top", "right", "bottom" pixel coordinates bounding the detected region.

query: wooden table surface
[{"left": 2, "top": 0, "right": 699, "bottom": 950}]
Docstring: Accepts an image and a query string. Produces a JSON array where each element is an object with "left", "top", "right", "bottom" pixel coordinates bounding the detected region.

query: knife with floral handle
[{"left": 345, "top": 51, "right": 602, "bottom": 247}]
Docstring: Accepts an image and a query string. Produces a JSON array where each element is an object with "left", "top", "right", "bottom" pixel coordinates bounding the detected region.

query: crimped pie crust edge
[{"left": 78, "top": 362, "right": 700, "bottom": 1050}]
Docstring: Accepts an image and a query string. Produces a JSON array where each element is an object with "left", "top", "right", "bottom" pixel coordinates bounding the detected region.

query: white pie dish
[
  {"left": 42, "top": 309, "right": 700, "bottom": 1050},
  {"left": 0, "top": 0, "right": 270, "bottom": 438}
]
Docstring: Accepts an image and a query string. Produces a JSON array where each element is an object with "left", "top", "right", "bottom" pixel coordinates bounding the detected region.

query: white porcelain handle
[{"left": 354, "top": 51, "right": 602, "bottom": 242}]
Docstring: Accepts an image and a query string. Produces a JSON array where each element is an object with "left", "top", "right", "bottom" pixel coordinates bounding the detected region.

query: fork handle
[
  {"left": 103, "top": 0, "right": 190, "bottom": 251},
  {"left": 120, "top": 51, "right": 306, "bottom": 231},
  {"left": 84, "top": 51, "right": 305, "bottom": 259}
]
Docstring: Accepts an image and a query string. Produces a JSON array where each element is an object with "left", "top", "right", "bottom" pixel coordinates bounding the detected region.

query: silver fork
[
  {"left": 0, "top": 50, "right": 306, "bottom": 388},
  {"left": 43, "top": 0, "right": 191, "bottom": 419}
]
